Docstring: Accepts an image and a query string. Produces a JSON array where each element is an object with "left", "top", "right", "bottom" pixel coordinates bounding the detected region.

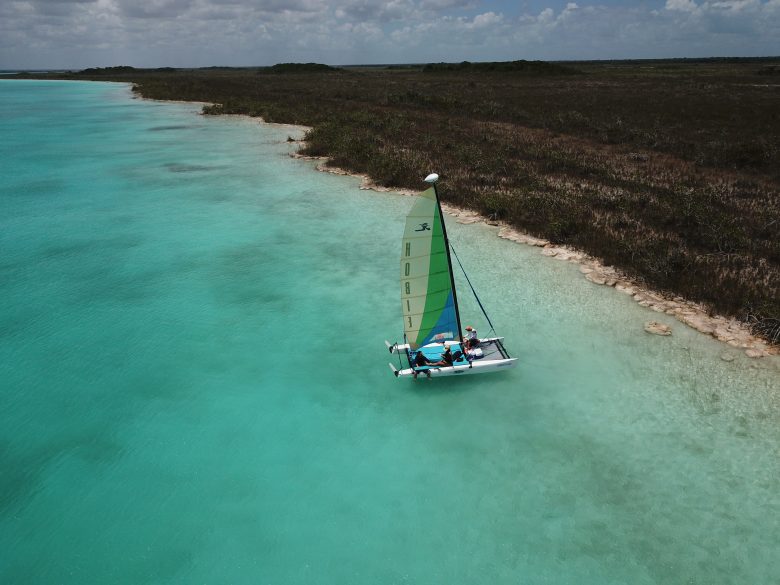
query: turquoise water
[{"left": 1, "top": 80, "right": 778, "bottom": 584}]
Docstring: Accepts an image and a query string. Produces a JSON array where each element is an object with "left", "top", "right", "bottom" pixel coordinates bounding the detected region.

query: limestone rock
[
  {"left": 720, "top": 353, "right": 736, "bottom": 362},
  {"left": 499, "top": 230, "right": 548, "bottom": 247},
  {"left": 645, "top": 321, "right": 672, "bottom": 336},
  {"left": 678, "top": 313, "right": 715, "bottom": 335},
  {"left": 553, "top": 250, "right": 582, "bottom": 262},
  {"left": 745, "top": 348, "right": 767, "bottom": 359},
  {"left": 586, "top": 272, "right": 607, "bottom": 285},
  {"left": 714, "top": 326, "right": 735, "bottom": 341}
]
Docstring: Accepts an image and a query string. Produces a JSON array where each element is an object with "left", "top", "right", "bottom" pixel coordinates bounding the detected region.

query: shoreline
[
  {"left": 133, "top": 90, "right": 311, "bottom": 133},
  {"left": 136, "top": 88, "right": 775, "bottom": 359},
  {"left": 292, "top": 150, "right": 777, "bottom": 360}
]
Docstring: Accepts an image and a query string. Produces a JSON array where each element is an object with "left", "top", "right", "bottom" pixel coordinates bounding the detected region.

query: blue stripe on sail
[{"left": 419, "top": 291, "right": 458, "bottom": 347}]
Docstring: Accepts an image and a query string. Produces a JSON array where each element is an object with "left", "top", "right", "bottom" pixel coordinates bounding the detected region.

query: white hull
[
  {"left": 393, "top": 357, "right": 517, "bottom": 378},
  {"left": 386, "top": 337, "right": 517, "bottom": 378}
]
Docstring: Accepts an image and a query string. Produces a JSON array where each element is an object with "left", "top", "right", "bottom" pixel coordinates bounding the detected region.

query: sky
[{"left": 1, "top": 0, "right": 779, "bottom": 69}]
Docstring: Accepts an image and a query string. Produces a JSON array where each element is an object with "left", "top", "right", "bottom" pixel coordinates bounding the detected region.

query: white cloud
[
  {"left": 470, "top": 11, "right": 502, "bottom": 28},
  {"left": 419, "top": 0, "right": 474, "bottom": 9},
  {"left": 663, "top": 0, "right": 780, "bottom": 36},
  {"left": 537, "top": 7, "right": 555, "bottom": 23},
  {"left": 119, "top": 0, "right": 193, "bottom": 19},
  {"left": 666, "top": 0, "right": 699, "bottom": 12},
  {"left": 708, "top": 0, "right": 759, "bottom": 10},
  {"left": 1, "top": 0, "right": 779, "bottom": 69}
]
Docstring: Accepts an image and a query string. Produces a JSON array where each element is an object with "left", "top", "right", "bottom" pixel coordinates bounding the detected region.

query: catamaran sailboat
[{"left": 385, "top": 173, "right": 517, "bottom": 378}]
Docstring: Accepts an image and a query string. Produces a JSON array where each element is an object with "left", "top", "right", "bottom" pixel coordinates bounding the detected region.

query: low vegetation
[
  {"left": 422, "top": 60, "right": 580, "bottom": 75},
  {"left": 261, "top": 62, "right": 341, "bottom": 74},
  {"left": 20, "top": 60, "right": 780, "bottom": 344}
]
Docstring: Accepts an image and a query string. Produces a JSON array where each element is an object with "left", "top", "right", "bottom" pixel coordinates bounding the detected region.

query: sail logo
[
  {"left": 415, "top": 223, "right": 431, "bottom": 231},
  {"left": 432, "top": 332, "right": 453, "bottom": 341}
]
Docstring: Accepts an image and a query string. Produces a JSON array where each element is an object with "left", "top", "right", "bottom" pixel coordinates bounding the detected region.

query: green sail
[{"left": 400, "top": 187, "right": 459, "bottom": 349}]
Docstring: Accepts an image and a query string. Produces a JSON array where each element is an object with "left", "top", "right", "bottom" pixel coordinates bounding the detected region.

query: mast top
[{"left": 424, "top": 173, "right": 439, "bottom": 184}]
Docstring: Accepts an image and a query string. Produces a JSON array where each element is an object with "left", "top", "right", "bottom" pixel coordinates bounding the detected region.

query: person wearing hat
[
  {"left": 430, "top": 342, "right": 454, "bottom": 367},
  {"left": 463, "top": 325, "right": 479, "bottom": 350}
]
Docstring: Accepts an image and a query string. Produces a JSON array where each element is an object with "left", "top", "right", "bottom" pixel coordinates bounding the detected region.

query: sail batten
[
  {"left": 405, "top": 308, "right": 457, "bottom": 319},
  {"left": 402, "top": 285, "right": 455, "bottom": 299},
  {"left": 400, "top": 272, "right": 452, "bottom": 285},
  {"left": 400, "top": 186, "right": 461, "bottom": 349}
]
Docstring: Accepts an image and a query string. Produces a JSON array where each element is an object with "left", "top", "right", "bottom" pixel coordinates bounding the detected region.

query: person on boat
[
  {"left": 431, "top": 343, "right": 455, "bottom": 367},
  {"left": 463, "top": 326, "right": 479, "bottom": 349},
  {"left": 412, "top": 351, "right": 433, "bottom": 379}
]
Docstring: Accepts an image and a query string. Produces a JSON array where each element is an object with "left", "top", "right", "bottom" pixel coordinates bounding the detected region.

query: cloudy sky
[{"left": 1, "top": 0, "right": 779, "bottom": 69}]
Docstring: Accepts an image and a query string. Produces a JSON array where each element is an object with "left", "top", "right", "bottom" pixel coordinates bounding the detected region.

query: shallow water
[{"left": 1, "top": 80, "right": 778, "bottom": 584}]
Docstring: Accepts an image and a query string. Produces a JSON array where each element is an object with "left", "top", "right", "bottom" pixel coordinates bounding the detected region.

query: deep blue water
[{"left": 1, "top": 80, "right": 778, "bottom": 584}]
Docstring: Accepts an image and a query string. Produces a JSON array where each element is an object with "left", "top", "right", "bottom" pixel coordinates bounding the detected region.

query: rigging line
[{"left": 449, "top": 243, "right": 497, "bottom": 336}]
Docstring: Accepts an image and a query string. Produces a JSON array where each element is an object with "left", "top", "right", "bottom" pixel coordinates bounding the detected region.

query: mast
[{"left": 428, "top": 174, "right": 463, "bottom": 344}]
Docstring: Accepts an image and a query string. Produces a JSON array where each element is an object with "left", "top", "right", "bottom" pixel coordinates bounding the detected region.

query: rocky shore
[{"left": 294, "top": 150, "right": 777, "bottom": 360}]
